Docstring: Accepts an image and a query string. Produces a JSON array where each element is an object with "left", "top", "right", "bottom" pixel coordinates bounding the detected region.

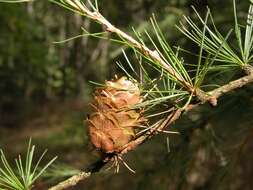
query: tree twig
[
  {"left": 57, "top": 0, "right": 193, "bottom": 90},
  {"left": 49, "top": 172, "right": 91, "bottom": 190},
  {"left": 48, "top": 159, "right": 108, "bottom": 190},
  {"left": 49, "top": 67, "right": 253, "bottom": 190},
  {"left": 47, "top": 1, "right": 253, "bottom": 189},
  {"left": 208, "top": 73, "right": 253, "bottom": 99},
  {"left": 1, "top": 1, "right": 253, "bottom": 190}
]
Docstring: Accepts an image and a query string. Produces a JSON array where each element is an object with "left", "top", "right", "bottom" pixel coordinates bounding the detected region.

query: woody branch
[
  {"left": 48, "top": 1, "right": 253, "bottom": 190},
  {"left": 49, "top": 69, "right": 253, "bottom": 190}
]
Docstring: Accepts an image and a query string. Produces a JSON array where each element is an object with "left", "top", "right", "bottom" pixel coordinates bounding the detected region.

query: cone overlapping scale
[{"left": 87, "top": 77, "right": 144, "bottom": 153}]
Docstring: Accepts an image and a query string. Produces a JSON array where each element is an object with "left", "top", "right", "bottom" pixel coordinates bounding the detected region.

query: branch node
[{"left": 242, "top": 64, "right": 253, "bottom": 75}]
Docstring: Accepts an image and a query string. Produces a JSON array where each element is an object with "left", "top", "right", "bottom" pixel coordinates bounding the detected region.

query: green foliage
[
  {"left": 178, "top": 0, "right": 253, "bottom": 69},
  {"left": 47, "top": 0, "right": 253, "bottom": 125},
  {"left": 0, "top": 0, "right": 253, "bottom": 189},
  {"left": 0, "top": 139, "right": 57, "bottom": 190}
]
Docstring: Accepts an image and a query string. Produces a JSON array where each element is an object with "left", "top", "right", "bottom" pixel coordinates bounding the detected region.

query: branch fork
[{"left": 48, "top": 1, "right": 253, "bottom": 189}]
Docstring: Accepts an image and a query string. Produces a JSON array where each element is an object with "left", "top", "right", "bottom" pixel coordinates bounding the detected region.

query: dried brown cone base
[{"left": 87, "top": 77, "right": 145, "bottom": 155}]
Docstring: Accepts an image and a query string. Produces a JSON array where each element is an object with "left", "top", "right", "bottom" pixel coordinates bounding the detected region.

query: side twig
[
  {"left": 49, "top": 67, "right": 253, "bottom": 190},
  {"left": 47, "top": 1, "right": 253, "bottom": 190},
  {"left": 58, "top": 0, "right": 193, "bottom": 90}
]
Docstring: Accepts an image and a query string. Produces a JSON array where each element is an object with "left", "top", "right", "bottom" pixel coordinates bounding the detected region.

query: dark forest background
[{"left": 0, "top": 0, "right": 253, "bottom": 189}]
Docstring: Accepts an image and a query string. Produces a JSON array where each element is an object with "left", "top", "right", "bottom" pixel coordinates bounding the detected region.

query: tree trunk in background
[
  {"left": 59, "top": 14, "right": 68, "bottom": 98},
  {"left": 73, "top": 14, "right": 90, "bottom": 98}
]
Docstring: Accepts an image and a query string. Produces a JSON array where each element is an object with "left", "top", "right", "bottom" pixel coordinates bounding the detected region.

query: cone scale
[{"left": 87, "top": 77, "right": 144, "bottom": 153}]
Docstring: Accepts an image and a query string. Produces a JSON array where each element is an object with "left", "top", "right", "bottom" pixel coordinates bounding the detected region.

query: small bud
[{"left": 209, "top": 96, "right": 217, "bottom": 107}]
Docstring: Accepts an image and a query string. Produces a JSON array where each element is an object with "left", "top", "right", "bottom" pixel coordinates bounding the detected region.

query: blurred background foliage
[{"left": 0, "top": 0, "right": 253, "bottom": 190}]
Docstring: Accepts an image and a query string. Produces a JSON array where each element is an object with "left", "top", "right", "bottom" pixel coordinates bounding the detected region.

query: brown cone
[{"left": 87, "top": 77, "right": 144, "bottom": 153}]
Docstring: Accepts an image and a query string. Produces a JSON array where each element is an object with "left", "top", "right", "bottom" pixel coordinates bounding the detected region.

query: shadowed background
[{"left": 0, "top": 0, "right": 253, "bottom": 189}]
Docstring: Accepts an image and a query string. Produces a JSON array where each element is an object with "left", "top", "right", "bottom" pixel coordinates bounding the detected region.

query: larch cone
[{"left": 87, "top": 77, "right": 144, "bottom": 153}]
